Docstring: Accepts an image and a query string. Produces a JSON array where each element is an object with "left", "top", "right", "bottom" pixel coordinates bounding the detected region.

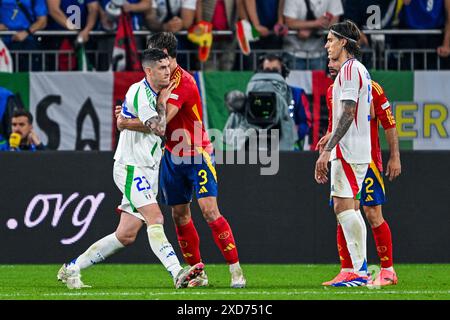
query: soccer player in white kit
[
  {"left": 315, "top": 20, "right": 371, "bottom": 287},
  {"left": 57, "top": 49, "right": 204, "bottom": 289}
]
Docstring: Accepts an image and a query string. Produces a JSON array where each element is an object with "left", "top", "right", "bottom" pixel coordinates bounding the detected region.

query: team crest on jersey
[
  {"left": 377, "top": 246, "right": 388, "bottom": 253},
  {"left": 179, "top": 240, "right": 188, "bottom": 248},
  {"left": 218, "top": 231, "right": 230, "bottom": 240}
]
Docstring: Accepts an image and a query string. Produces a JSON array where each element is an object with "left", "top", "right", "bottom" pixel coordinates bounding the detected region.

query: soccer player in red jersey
[
  {"left": 117, "top": 32, "right": 245, "bottom": 288},
  {"left": 318, "top": 58, "right": 401, "bottom": 286}
]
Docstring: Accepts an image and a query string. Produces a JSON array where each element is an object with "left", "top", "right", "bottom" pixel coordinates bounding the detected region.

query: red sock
[
  {"left": 208, "top": 216, "right": 239, "bottom": 265},
  {"left": 337, "top": 224, "right": 353, "bottom": 269},
  {"left": 372, "top": 221, "right": 394, "bottom": 268},
  {"left": 175, "top": 219, "right": 202, "bottom": 266}
]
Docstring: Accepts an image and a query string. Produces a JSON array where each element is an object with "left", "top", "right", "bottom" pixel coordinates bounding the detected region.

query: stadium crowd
[{"left": 0, "top": 0, "right": 449, "bottom": 71}]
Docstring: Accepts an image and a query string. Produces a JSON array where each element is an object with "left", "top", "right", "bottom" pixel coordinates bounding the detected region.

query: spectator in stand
[
  {"left": 197, "top": 0, "right": 246, "bottom": 70},
  {"left": 392, "top": 0, "right": 450, "bottom": 69},
  {"left": 100, "top": 0, "right": 151, "bottom": 31},
  {"left": 242, "top": 0, "right": 288, "bottom": 69},
  {"left": 45, "top": 0, "right": 99, "bottom": 70},
  {"left": 342, "top": 0, "right": 397, "bottom": 68},
  {"left": 146, "top": 0, "right": 196, "bottom": 32},
  {"left": 145, "top": 0, "right": 197, "bottom": 69},
  {"left": 342, "top": 0, "right": 398, "bottom": 41},
  {"left": 283, "top": 0, "right": 343, "bottom": 70},
  {"left": 0, "top": 0, "right": 47, "bottom": 71},
  {"left": 96, "top": 0, "right": 152, "bottom": 70}
]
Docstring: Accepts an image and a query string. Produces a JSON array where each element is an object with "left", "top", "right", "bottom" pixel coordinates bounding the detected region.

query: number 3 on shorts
[{"left": 198, "top": 169, "right": 208, "bottom": 186}]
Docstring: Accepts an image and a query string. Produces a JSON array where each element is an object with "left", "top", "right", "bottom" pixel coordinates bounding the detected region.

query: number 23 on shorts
[{"left": 134, "top": 176, "right": 152, "bottom": 192}]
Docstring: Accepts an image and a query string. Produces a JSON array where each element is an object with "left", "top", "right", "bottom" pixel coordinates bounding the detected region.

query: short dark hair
[
  {"left": 147, "top": 32, "right": 178, "bottom": 58},
  {"left": 258, "top": 54, "right": 290, "bottom": 79},
  {"left": 12, "top": 109, "right": 33, "bottom": 124},
  {"left": 329, "top": 20, "right": 362, "bottom": 58},
  {"left": 141, "top": 48, "right": 169, "bottom": 68}
]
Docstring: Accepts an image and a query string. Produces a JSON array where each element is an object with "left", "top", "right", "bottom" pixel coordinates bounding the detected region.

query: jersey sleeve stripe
[
  {"left": 122, "top": 102, "right": 137, "bottom": 119},
  {"left": 133, "top": 86, "right": 140, "bottom": 114},
  {"left": 375, "top": 82, "right": 383, "bottom": 93}
]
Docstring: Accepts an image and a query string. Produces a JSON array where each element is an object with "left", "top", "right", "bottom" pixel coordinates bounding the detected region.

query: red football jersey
[
  {"left": 166, "top": 65, "right": 212, "bottom": 157},
  {"left": 326, "top": 84, "right": 333, "bottom": 134},
  {"left": 325, "top": 81, "right": 396, "bottom": 172},
  {"left": 370, "top": 81, "right": 396, "bottom": 172}
]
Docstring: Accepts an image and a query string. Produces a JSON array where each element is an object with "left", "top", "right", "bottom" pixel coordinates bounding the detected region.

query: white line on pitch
[{"left": 1, "top": 290, "right": 450, "bottom": 298}]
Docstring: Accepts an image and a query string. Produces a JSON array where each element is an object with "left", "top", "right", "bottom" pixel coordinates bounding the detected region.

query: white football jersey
[
  {"left": 331, "top": 58, "right": 372, "bottom": 163},
  {"left": 114, "top": 78, "right": 163, "bottom": 167}
]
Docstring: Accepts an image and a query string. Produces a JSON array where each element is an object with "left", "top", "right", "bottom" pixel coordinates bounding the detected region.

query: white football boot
[
  {"left": 230, "top": 264, "right": 246, "bottom": 288},
  {"left": 57, "top": 264, "right": 91, "bottom": 289}
]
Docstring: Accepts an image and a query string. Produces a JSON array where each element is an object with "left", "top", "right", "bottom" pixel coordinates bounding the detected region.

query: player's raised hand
[
  {"left": 158, "top": 81, "right": 176, "bottom": 106},
  {"left": 386, "top": 156, "right": 401, "bottom": 181}
]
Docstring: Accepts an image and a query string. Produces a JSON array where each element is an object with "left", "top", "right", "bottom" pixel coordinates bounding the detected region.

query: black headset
[{"left": 257, "top": 54, "right": 290, "bottom": 79}]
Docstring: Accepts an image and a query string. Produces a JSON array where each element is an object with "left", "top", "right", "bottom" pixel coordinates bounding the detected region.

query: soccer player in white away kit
[
  {"left": 315, "top": 20, "right": 371, "bottom": 287},
  {"left": 57, "top": 49, "right": 204, "bottom": 289}
]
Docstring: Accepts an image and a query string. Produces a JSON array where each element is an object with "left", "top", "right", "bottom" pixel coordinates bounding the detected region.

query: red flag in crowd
[{"left": 112, "top": 11, "right": 141, "bottom": 71}]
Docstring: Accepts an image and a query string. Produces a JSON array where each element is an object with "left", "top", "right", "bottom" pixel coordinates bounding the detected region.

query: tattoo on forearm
[
  {"left": 324, "top": 100, "right": 356, "bottom": 152},
  {"left": 144, "top": 101, "right": 167, "bottom": 137}
]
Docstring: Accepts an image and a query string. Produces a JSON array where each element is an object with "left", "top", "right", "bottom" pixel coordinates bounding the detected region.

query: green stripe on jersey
[
  {"left": 145, "top": 85, "right": 157, "bottom": 112},
  {"left": 151, "top": 142, "right": 158, "bottom": 156},
  {"left": 125, "top": 165, "right": 137, "bottom": 212},
  {"left": 133, "top": 87, "right": 140, "bottom": 114}
]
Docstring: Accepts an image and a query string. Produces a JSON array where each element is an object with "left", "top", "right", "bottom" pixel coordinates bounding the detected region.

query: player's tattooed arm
[
  {"left": 144, "top": 100, "right": 167, "bottom": 137},
  {"left": 324, "top": 100, "right": 356, "bottom": 152},
  {"left": 144, "top": 81, "right": 176, "bottom": 137}
]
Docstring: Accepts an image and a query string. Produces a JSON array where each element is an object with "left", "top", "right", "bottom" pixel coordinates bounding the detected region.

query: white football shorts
[
  {"left": 113, "top": 161, "right": 159, "bottom": 221},
  {"left": 330, "top": 159, "right": 369, "bottom": 199}
]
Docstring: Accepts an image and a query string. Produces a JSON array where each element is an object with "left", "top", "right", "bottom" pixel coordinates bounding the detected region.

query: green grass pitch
[{"left": 1, "top": 264, "right": 449, "bottom": 300}]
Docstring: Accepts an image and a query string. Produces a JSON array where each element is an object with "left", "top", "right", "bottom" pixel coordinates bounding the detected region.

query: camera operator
[
  {"left": 223, "top": 53, "right": 298, "bottom": 151},
  {"left": 260, "top": 54, "right": 311, "bottom": 150}
]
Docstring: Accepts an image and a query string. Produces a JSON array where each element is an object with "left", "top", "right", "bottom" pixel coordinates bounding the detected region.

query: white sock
[
  {"left": 382, "top": 267, "right": 394, "bottom": 272},
  {"left": 229, "top": 262, "right": 242, "bottom": 273},
  {"left": 337, "top": 209, "right": 367, "bottom": 276},
  {"left": 355, "top": 209, "right": 367, "bottom": 266},
  {"left": 147, "top": 224, "right": 182, "bottom": 279},
  {"left": 70, "top": 233, "right": 125, "bottom": 270}
]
